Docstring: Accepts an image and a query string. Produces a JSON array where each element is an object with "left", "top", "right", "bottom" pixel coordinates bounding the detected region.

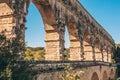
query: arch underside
[
  {"left": 109, "top": 69, "right": 115, "bottom": 80},
  {"left": 0, "top": 0, "right": 114, "bottom": 61},
  {"left": 103, "top": 71, "right": 108, "bottom": 80},
  {"left": 91, "top": 72, "right": 99, "bottom": 80}
]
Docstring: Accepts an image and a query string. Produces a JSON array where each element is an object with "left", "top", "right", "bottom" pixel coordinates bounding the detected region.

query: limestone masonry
[
  {"left": 0, "top": 0, "right": 115, "bottom": 61},
  {"left": 0, "top": 0, "right": 117, "bottom": 80}
]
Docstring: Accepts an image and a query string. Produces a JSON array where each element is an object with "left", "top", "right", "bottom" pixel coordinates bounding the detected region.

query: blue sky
[{"left": 25, "top": 0, "right": 120, "bottom": 47}]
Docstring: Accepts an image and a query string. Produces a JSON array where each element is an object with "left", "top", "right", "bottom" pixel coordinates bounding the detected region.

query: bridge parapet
[
  {"left": 15, "top": 61, "right": 116, "bottom": 72},
  {"left": 13, "top": 61, "right": 117, "bottom": 80}
]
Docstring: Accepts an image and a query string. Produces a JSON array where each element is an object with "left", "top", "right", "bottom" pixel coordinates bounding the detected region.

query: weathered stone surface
[
  {"left": 0, "top": 3, "right": 13, "bottom": 16},
  {"left": 0, "top": 3, "right": 15, "bottom": 38},
  {"left": 33, "top": 65, "right": 116, "bottom": 80},
  {"left": 0, "top": 0, "right": 115, "bottom": 62},
  {"left": 0, "top": 0, "right": 117, "bottom": 80}
]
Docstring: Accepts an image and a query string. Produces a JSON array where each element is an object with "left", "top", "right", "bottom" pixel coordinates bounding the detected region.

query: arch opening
[
  {"left": 109, "top": 69, "right": 114, "bottom": 80},
  {"left": 25, "top": 2, "right": 45, "bottom": 60},
  {"left": 103, "top": 71, "right": 108, "bottom": 80},
  {"left": 103, "top": 43, "right": 108, "bottom": 62},
  {"left": 64, "top": 27, "right": 70, "bottom": 48},
  {"left": 25, "top": 1, "right": 67, "bottom": 60},
  {"left": 25, "top": 2, "right": 45, "bottom": 48},
  {"left": 94, "top": 37, "right": 102, "bottom": 61},
  {"left": 64, "top": 27, "right": 70, "bottom": 60},
  {"left": 67, "top": 17, "right": 82, "bottom": 61},
  {"left": 83, "top": 28, "right": 93, "bottom": 61},
  {"left": 91, "top": 72, "right": 99, "bottom": 80}
]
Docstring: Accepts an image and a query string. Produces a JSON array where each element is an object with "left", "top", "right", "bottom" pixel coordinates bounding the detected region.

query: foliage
[
  {"left": 12, "top": 62, "right": 36, "bottom": 80},
  {"left": 24, "top": 47, "right": 70, "bottom": 61},
  {"left": 64, "top": 48, "right": 70, "bottom": 60},
  {"left": 114, "top": 44, "right": 120, "bottom": 63},
  {"left": 116, "top": 44, "right": 120, "bottom": 48},
  {"left": 0, "top": 32, "right": 25, "bottom": 80},
  {"left": 0, "top": 65, "right": 12, "bottom": 80},
  {"left": 117, "top": 77, "right": 120, "bottom": 80},
  {"left": 59, "top": 66, "right": 84, "bottom": 80},
  {"left": 24, "top": 47, "right": 45, "bottom": 60}
]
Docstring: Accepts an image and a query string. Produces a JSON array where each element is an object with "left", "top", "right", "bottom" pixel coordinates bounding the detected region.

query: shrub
[{"left": 59, "top": 66, "right": 84, "bottom": 80}]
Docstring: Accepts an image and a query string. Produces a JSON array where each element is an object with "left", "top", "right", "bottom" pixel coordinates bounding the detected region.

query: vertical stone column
[
  {"left": 80, "top": 39, "right": 85, "bottom": 61},
  {"left": 0, "top": 1, "right": 27, "bottom": 39},
  {"left": 92, "top": 46, "right": 96, "bottom": 61},
  {"left": 108, "top": 53, "right": 111, "bottom": 62},
  {"left": 68, "top": 20, "right": 85, "bottom": 61},
  {"left": 103, "top": 50, "right": 108, "bottom": 62},
  {"left": 95, "top": 48, "right": 102, "bottom": 61},
  {"left": 100, "top": 47, "right": 104, "bottom": 61},
  {"left": 45, "top": 30, "right": 59, "bottom": 60},
  {"left": 0, "top": 3, "right": 14, "bottom": 38},
  {"left": 59, "top": 21, "right": 65, "bottom": 60},
  {"left": 91, "top": 38, "right": 96, "bottom": 61},
  {"left": 45, "top": 19, "right": 65, "bottom": 60},
  {"left": 69, "top": 40, "right": 82, "bottom": 60},
  {"left": 106, "top": 48, "right": 109, "bottom": 62},
  {"left": 90, "top": 33, "right": 96, "bottom": 61},
  {"left": 0, "top": 1, "right": 29, "bottom": 60},
  {"left": 13, "top": 0, "right": 29, "bottom": 59},
  {"left": 71, "top": 21, "right": 85, "bottom": 61},
  {"left": 84, "top": 41, "right": 93, "bottom": 61}
]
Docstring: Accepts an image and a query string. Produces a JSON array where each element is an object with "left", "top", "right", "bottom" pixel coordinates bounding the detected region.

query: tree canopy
[{"left": 0, "top": 32, "right": 25, "bottom": 80}]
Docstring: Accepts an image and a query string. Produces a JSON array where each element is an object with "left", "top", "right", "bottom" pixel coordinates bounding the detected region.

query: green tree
[
  {"left": 59, "top": 66, "right": 84, "bottom": 80},
  {"left": 114, "top": 44, "right": 120, "bottom": 63},
  {"left": 24, "top": 47, "right": 45, "bottom": 60},
  {"left": 0, "top": 32, "right": 25, "bottom": 80},
  {"left": 64, "top": 48, "right": 70, "bottom": 60}
]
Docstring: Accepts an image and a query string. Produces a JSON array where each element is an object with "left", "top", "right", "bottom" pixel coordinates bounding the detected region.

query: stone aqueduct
[
  {"left": 0, "top": 0, "right": 117, "bottom": 80},
  {"left": 0, "top": 0, "right": 115, "bottom": 61}
]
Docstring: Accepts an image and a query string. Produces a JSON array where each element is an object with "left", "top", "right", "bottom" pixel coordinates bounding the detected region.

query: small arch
[
  {"left": 67, "top": 15, "right": 76, "bottom": 25},
  {"left": 94, "top": 36, "right": 100, "bottom": 48},
  {"left": 103, "top": 71, "right": 108, "bottom": 80},
  {"left": 91, "top": 72, "right": 99, "bottom": 80},
  {"left": 94, "top": 36, "right": 103, "bottom": 61},
  {"left": 94, "top": 36, "right": 101, "bottom": 51},
  {"left": 109, "top": 69, "right": 114, "bottom": 80},
  {"left": 84, "top": 28, "right": 91, "bottom": 43},
  {"left": 27, "top": 1, "right": 64, "bottom": 60}
]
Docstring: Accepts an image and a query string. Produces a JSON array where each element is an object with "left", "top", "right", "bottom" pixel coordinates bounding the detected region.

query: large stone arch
[
  {"left": 99, "top": 40, "right": 105, "bottom": 61},
  {"left": 91, "top": 72, "right": 99, "bottom": 80},
  {"left": 107, "top": 44, "right": 112, "bottom": 62},
  {"left": 0, "top": 0, "right": 115, "bottom": 61},
  {"left": 102, "top": 41, "right": 108, "bottom": 62},
  {"left": 103, "top": 71, "right": 108, "bottom": 80},
  {"left": 66, "top": 16, "right": 82, "bottom": 60},
  {"left": 32, "top": 1, "right": 56, "bottom": 24},
  {"left": 31, "top": 0, "right": 66, "bottom": 60},
  {"left": 94, "top": 35, "right": 102, "bottom": 61},
  {"left": 83, "top": 27, "right": 93, "bottom": 61}
]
